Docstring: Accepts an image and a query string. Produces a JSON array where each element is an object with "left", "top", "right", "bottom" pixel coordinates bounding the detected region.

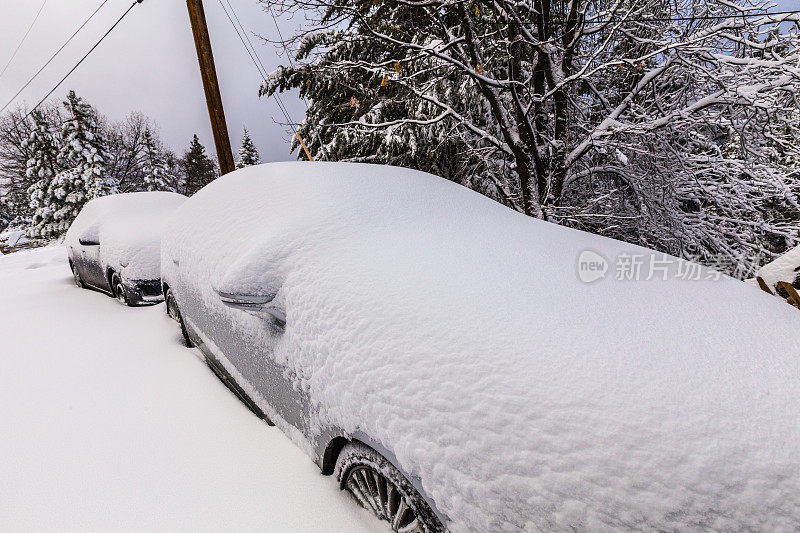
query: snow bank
[
  {"left": 0, "top": 229, "right": 28, "bottom": 248},
  {"left": 757, "top": 244, "right": 800, "bottom": 291},
  {"left": 163, "top": 162, "right": 800, "bottom": 531},
  {"left": 0, "top": 246, "right": 380, "bottom": 532},
  {"left": 65, "top": 192, "right": 185, "bottom": 280}
]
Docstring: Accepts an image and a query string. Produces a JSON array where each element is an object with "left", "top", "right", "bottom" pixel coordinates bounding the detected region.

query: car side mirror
[
  {"left": 78, "top": 226, "right": 100, "bottom": 246},
  {"left": 216, "top": 289, "right": 286, "bottom": 327}
]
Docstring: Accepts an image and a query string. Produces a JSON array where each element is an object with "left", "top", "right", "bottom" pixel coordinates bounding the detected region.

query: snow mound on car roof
[
  {"left": 162, "top": 162, "right": 800, "bottom": 532},
  {"left": 66, "top": 192, "right": 185, "bottom": 280}
]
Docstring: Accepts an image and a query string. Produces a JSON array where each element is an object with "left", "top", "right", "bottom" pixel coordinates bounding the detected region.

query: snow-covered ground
[{"left": 0, "top": 245, "right": 382, "bottom": 532}]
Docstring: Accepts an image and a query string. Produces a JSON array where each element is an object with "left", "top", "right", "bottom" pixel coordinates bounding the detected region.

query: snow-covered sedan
[
  {"left": 66, "top": 192, "right": 186, "bottom": 306},
  {"left": 161, "top": 162, "right": 800, "bottom": 532}
]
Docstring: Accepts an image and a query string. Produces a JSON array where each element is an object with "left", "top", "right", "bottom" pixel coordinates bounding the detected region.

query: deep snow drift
[
  {"left": 163, "top": 162, "right": 800, "bottom": 531},
  {"left": 0, "top": 246, "right": 380, "bottom": 532}
]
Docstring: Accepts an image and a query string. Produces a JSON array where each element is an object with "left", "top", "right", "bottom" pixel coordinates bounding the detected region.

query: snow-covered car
[
  {"left": 161, "top": 162, "right": 800, "bottom": 532},
  {"left": 66, "top": 192, "right": 186, "bottom": 306}
]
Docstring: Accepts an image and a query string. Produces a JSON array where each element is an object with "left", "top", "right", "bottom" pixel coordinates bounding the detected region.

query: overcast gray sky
[{"left": 0, "top": 0, "right": 305, "bottom": 163}]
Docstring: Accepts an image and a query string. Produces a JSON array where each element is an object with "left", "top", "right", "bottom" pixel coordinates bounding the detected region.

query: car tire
[
  {"left": 335, "top": 442, "right": 444, "bottom": 533},
  {"left": 70, "top": 262, "right": 84, "bottom": 288},
  {"left": 165, "top": 289, "right": 193, "bottom": 347},
  {"left": 111, "top": 272, "right": 131, "bottom": 306}
]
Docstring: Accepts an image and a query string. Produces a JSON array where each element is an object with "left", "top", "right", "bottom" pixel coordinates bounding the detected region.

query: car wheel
[
  {"left": 111, "top": 273, "right": 131, "bottom": 306},
  {"left": 335, "top": 442, "right": 444, "bottom": 533},
  {"left": 165, "top": 289, "right": 193, "bottom": 347},
  {"left": 70, "top": 262, "right": 83, "bottom": 288}
]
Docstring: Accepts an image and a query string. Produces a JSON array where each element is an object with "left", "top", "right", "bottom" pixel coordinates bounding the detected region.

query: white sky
[{"left": 0, "top": 0, "right": 306, "bottom": 163}]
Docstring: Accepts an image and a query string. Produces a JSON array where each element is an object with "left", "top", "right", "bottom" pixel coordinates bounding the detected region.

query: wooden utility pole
[{"left": 186, "top": 0, "right": 235, "bottom": 175}]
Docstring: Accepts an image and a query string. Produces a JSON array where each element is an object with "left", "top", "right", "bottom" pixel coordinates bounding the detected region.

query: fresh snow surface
[
  {"left": 758, "top": 243, "right": 800, "bottom": 291},
  {"left": 65, "top": 192, "right": 186, "bottom": 281},
  {"left": 0, "top": 229, "right": 28, "bottom": 248},
  {"left": 163, "top": 162, "right": 800, "bottom": 532},
  {"left": 0, "top": 246, "right": 381, "bottom": 532}
]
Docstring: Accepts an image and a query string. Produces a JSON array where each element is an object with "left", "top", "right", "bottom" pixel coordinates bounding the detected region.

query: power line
[
  {"left": 16, "top": 0, "right": 144, "bottom": 126},
  {"left": 214, "top": 0, "right": 303, "bottom": 150},
  {"left": 224, "top": 0, "right": 271, "bottom": 76},
  {"left": 0, "top": 0, "right": 49, "bottom": 81},
  {"left": 216, "top": 0, "right": 296, "bottom": 132},
  {"left": 263, "top": 3, "right": 331, "bottom": 161},
  {"left": 0, "top": 0, "right": 113, "bottom": 116}
]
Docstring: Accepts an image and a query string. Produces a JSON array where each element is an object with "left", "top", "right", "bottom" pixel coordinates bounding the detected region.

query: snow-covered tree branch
[{"left": 261, "top": 0, "right": 800, "bottom": 275}]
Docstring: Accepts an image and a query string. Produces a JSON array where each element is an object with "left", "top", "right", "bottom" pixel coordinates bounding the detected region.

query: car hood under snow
[{"left": 162, "top": 162, "right": 800, "bottom": 532}]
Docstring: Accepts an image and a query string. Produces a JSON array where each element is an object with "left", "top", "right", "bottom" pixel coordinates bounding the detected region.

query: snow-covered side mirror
[
  {"left": 216, "top": 289, "right": 286, "bottom": 327},
  {"left": 78, "top": 226, "right": 100, "bottom": 246},
  {"left": 213, "top": 244, "right": 288, "bottom": 327}
]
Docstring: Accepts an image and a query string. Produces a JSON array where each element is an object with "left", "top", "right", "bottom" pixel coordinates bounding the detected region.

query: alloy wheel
[{"left": 344, "top": 465, "right": 423, "bottom": 533}]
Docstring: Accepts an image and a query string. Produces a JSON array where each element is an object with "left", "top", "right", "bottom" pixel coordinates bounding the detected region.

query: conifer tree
[
  {"left": 236, "top": 127, "right": 261, "bottom": 168},
  {"left": 181, "top": 134, "right": 217, "bottom": 195},
  {"left": 59, "top": 90, "right": 115, "bottom": 201},
  {"left": 24, "top": 111, "right": 61, "bottom": 239},
  {"left": 46, "top": 167, "right": 86, "bottom": 237},
  {"left": 142, "top": 127, "right": 174, "bottom": 191}
]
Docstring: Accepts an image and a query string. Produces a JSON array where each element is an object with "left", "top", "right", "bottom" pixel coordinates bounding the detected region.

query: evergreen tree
[
  {"left": 236, "top": 127, "right": 261, "bottom": 168},
  {"left": 59, "top": 90, "right": 115, "bottom": 201},
  {"left": 46, "top": 167, "right": 87, "bottom": 237},
  {"left": 0, "top": 106, "right": 52, "bottom": 229},
  {"left": 23, "top": 111, "right": 62, "bottom": 239},
  {"left": 142, "top": 127, "right": 174, "bottom": 191},
  {"left": 181, "top": 134, "right": 217, "bottom": 195}
]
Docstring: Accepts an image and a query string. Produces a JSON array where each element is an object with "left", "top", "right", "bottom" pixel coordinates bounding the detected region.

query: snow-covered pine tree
[
  {"left": 24, "top": 111, "right": 62, "bottom": 239},
  {"left": 45, "top": 167, "right": 86, "bottom": 237},
  {"left": 236, "top": 127, "right": 261, "bottom": 168},
  {"left": 182, "top": 134, "right": 217, "bottom": 195},
  {"left": 59, "top": 90, "right": 115, "bottom": 202},
  {"left": 0, "top": 107, "right": 50, "bottom": 229},
  {"left": 142, "top": 127, "right": 175, "bottom": 191}
]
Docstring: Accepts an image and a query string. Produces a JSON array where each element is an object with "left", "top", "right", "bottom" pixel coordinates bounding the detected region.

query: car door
[
  {"left": 228, "top": 303, "right": 310, "bottom": 429},
  {"left": 76, "top": 229, "right": 108, "bottom": 290},
  {"left": 190, "top": 288, "right": 311, "bottom": 433}
]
